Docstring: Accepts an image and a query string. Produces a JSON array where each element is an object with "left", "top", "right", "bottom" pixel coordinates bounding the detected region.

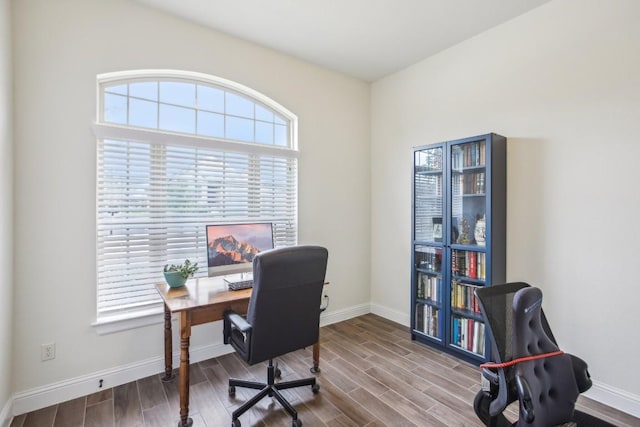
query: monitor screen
[{"left": 206, "top": 222, "right": 274, "bottom": 277}]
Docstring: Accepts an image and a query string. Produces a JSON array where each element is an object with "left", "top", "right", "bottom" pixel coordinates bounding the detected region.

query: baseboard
[
  {"left": 10, "top": 304, "right": 370, "bottom": 417},
  {"left": 1, "top": 397, "right": 12, "bottom": 427},
  {"left": 585, "top": 380, "right": 640, "bottom": 418},
  {"left": 370, "top": 302, "right": 410, "bottom": 327},
  {"left": 12, "top": 341, "right": 235, "bottom": 416},
  {"left": 320, "top": 302, "right": 370, "bottom": 327}
]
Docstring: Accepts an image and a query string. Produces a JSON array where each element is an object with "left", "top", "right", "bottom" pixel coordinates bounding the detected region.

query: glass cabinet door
[
  {"left": 450, "top": 140, "right": 486, "bottom": 247},
  {"left": 449, "top": 139, "right": 488, "bottom": 357},
  {"left": 414, "top": 147, "right": 444, "bottom": 244},
  {"left": 414, "top": 245, "right": 442, "bottom": 339}
]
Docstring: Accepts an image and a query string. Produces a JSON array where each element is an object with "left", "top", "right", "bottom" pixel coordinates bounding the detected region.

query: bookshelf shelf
[
  {"left": 416, "top": 297, "right": 441, "bottom": 307},
  {"left": 411, "top": 133, "right": 506, "bottom": 364},
  {"left": 450, "top": 307, "right": 485, "bottom": 322}
]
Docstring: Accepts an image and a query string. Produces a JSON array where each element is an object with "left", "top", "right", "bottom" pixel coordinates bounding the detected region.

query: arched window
[{"left": 94, "top": 70, "right": 298, "bottom": 323}]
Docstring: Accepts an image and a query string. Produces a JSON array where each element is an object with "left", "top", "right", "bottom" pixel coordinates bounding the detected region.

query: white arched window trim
[
  {"left": 95, "top": 69, "right": 299, "bottom": 152},
  {"left": 92, "top": 70, "right": 299, "bottom": 333}
]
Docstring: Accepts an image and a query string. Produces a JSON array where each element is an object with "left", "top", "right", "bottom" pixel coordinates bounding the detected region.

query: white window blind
[{"left": 95, "top": 70, "right": 298, "bottom": 320}]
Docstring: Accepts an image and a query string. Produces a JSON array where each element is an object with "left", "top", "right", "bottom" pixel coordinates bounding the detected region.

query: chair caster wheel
[
  {"left": 232, "top": 419, "right": 241, "bottom": 427},
  {"left": 473, "top": 390, "right": 492, "bottom": 425},
  {"left": 292, "top": 419, "right": 302, "bottom": 427},
  {"left": 312, "top": 383, "right": 320, "bottom": 394},
  {"left": 228, "top": 385, "right": 236, "bottom": 396}
]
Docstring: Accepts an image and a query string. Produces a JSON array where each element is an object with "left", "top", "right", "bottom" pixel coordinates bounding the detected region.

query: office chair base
[
  {"left": 229, "top": 360, "right": 319, "bottom": 426},
  {"left": 474, "top": 391, "right": 617, "bottom": 427}
]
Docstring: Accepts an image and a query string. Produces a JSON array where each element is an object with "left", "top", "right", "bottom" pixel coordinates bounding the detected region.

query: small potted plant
[{"left": 163, "top": 259, "right": 199, "bottom": 288}]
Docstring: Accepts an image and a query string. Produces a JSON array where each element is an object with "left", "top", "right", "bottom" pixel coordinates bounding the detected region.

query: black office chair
[
  {"left": 473, "top": 282, "right": 615, "bottom": 426},
  {"left": 223, "top": 245, "right": 328, "bottom": 427}
]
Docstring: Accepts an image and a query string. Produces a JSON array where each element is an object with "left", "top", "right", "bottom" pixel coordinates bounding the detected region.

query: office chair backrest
[
  {"left": 511, "top": 286, "right": 579, "bottom": 426},
  {"left": 476, "top": 282, "right": 561, "bottom": 417},
  {"left": 246, "top": 245, "right": 328, "bottom": 365}
]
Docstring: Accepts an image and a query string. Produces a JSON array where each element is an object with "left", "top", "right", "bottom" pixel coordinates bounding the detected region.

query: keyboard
[{"left": 227, "top": 279, "right": 253, "bottom": 291}]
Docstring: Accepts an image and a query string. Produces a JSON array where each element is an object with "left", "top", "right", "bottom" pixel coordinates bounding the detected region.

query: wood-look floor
[{"left": 10, "top": 314, "right": 640, "bottom": 427}]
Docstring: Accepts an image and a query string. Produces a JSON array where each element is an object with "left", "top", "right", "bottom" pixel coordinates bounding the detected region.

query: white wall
[
  {"left": 0, "top": 0, "right": 14, "bottom": 418},
  {"left": 372, "top": 0, "right": 640, "bottom": 402},
  {"left": 11, "top": 0, "right": 370, "bottom": 393}
]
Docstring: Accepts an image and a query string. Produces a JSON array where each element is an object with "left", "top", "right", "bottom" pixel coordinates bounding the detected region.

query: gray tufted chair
[{"left": 473, "top": 282, "right": 614, "bottom": 427}]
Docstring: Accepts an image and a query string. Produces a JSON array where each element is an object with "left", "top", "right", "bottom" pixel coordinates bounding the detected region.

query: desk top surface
[{"left": 155, "top": 277, "right": 252, "bottom": 313}]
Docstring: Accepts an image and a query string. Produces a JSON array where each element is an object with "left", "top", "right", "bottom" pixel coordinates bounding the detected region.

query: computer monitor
[{"left": 206, "top": 222, "right": 274, "bottom": 277}]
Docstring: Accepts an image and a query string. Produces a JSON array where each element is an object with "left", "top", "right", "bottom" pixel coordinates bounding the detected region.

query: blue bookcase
[{"left": 411, "top": 133, "right": 506, "bottom": 364}]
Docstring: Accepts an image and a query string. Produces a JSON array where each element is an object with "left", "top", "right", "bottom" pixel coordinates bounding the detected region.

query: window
[{"left": 94, "top": 70, "right": 298, "bottom": 323}]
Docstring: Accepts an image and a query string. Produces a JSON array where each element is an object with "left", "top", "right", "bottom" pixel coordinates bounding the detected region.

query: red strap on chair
[{"left": 480, "top": 350, "right": 564, "bottom": 369}]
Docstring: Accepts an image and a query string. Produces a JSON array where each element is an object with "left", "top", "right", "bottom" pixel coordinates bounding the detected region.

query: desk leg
[
  {"left": 162, "top": 303, "right": 173, "bottom": 381},
  {"left": 311, "top": 341, "right": 321, "bottom": 374},
  {"left": 178, "top": 313, "right": 193, "bottom": 427}
]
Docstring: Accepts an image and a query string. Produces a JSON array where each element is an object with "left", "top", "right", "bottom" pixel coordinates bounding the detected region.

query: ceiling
[{"left": 134, "top": 0, "right": 552, "bottom": 82}]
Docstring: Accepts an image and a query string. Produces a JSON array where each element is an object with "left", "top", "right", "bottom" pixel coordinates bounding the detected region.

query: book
[
  {"left": 453, "top": 317, "right": 459, "bottom": 345},
  {"left": 452, "top": 250, "right": 458, "bottom": 276},
  {"left": 477, "top": 253, "right": 486, "bottom": 280},
  {"left": 431, "top": 311, "right": 439, "bottom": 337},
  {"left": 468, "top": 319, "right": 474, "bottom": 351},
  {"left": 417, "top": 273, "right": 424, "bottom": 299},
  {"left": 460, "top": 318, "right": 467, "bottom": 349},
  {"left": 469, "top": 252, "right": 477, "bottom": 278},
  {"left": 423, "top": 304, "right": 428, "bottom": 334},
  {"left": 473, "top": 321, "right": 480, "bottom": 353}
]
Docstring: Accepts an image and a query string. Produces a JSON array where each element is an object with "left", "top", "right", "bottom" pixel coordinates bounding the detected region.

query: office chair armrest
[
  {"left": 223, "top": 311, "right": 252, "bottom": 345},
  {"left": 487, "top": 367, "right": 523, "bottom": 418},
  {"left": 515, "top": 375, "right": 535, "bottom": 423},
  {"left": 481, "top": 367, "right": 499, "bottom": 385},
  {"left": 227, "top": 312, "right": 252, "bottom": 332},
  {"left": 569, "top": 354, "right": 592, "bottom": 393}
]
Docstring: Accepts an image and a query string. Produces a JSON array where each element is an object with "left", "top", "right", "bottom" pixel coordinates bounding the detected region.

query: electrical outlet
[{"left": 41, "top": 343, "right": 56, "bottom": 361}]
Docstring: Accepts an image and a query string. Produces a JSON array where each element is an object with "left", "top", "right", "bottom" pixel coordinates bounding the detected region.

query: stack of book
[
  {"left": 452, "top": 316, "right": 485, "bottom": 355},
  {"left": 415, "top": 303, "right": 439, "bottom": 337},
  {"left": 417, "top": 273, "right": 440, "bottom": 302}
]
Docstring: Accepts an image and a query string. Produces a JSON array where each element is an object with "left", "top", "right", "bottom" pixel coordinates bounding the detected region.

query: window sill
[{"left": 92, "top": 305, "right": 171, "bottom": 335}]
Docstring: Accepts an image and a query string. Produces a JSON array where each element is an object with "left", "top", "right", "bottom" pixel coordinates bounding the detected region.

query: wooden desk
[{"left": 155, "top": 277, "right": 322, "bottom": 427}]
